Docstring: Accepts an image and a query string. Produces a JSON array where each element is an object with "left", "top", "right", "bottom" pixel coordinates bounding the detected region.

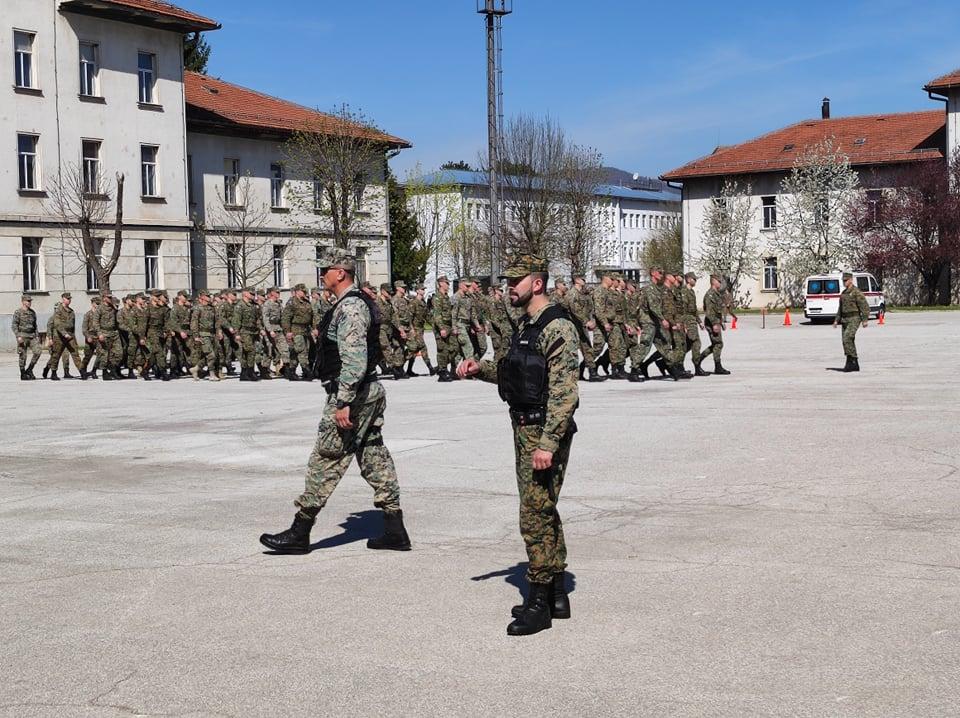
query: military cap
[
  {"left": 241, "top": 286, "right": 255, "bottom": 293},
  {"left": 710, "top": 274, "right": 721, "bottom": 282},
  {"left": 417, "top": 284, "right": 426, "bottom": 291},
  {"left": 177, "top": 289, "right": 190, "bottom": 298},
  {"left": 61, "top": 292, "right": 72, "bottom": 299},
  {"left": 310, "top": 287, "right": 322, "bottom": 295},
  {"left": 648, "top": 266, "right": 663, "bottom": 274},
  {"left": 608, "top": 272, "right": 622, "bottom": 281},
  {"left": 292, "top": 283, "right": 307, "bottom": 292},
  {"left": 21, "top": 294, "right": 32, "bottom": 302},
  {"left": 91, "top": 296, "right": 102, "bottom": 304},
  {"left": 197, "top": 289, "right": 210, "bottom": 297},
  {"left": 151, "top": 289, "right": 163, "bottom": 297},
  {"left": 255, "top": 288, "right": 266, "bottom": 297},
  {"left": 223, "top": 288, "right": 237, "bottom": 296},
  {"left": 685, "top": 272, "right": 697, "bottom": 280},
  {"left": 267, "top": 286, "right": 279, "bottom": 294},
  {"left": 436, "top": 275, "right": 450, "bottom": 284},
  {"left": 459, "top": 277, "right": 472, "bottom": 285},
  {"left": 394, "top": 280, "right": 407, "bottom": 289},
  {"left": 572, "top": 274, "right": 585, "bottom": 281},
  {"left": 360, "top": 280, "right": 374, "bottom": 290},
  {"left": 379, "top": 282, "right": 393, "bottom": 292},
  {"left": 316, "top": 247, "right": 357, "bottom": 272},
  {"left": 501, "top": 254, "right": 549, "bottom": 279},
  {"left": 842, "top": 271, "right": 853, "bottom": 280}
]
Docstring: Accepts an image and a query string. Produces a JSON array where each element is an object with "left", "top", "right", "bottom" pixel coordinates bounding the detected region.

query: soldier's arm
[
  {"left": 12, "top": 310, "right": 20, "bottom": 334},
  {"left": 280, "top": 303, "right": 292, "bottom": 333},
  {"left": 858, "top": 292, "right": 870, "bottom": 322},
  {"left": 835, "top": 295, "right": 843, "bottom": 324},
  {"left": 334, "top": 300, "right": 369, "bottom": 405},
  {"left": 539, "top": 320, "right": 580, "bottom": 453}
]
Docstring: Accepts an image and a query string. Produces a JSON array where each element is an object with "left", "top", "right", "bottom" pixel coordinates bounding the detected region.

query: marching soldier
[
  {"left": 117, "top": 295, "right": 133, "bottom": 378},
  {"left": 235, "top": 287, "right": 263, "bottom": 381},
  {"left": 377, "top": 283, "right": 405, "bottom": 380},
  {"left": 487, "top": 285, "right": 515, "bottom": 364},
  {"left": 81, "top": 296, "right": 102, "bottom": 380},
  {"left": 568, "top": 276, "right": 603, "bottom": 382},
  {"left": 128, "top": 295, "right": 149, "bottom": 378},
  {"left": 92, "top": 293, "right": 123, "bottom": 380},
  {"left": 681, "top": 272, "right": 708, "bottom": 377},
  {"left": 392, "top": 280, "right": 416, "bottom": 375},
  {"left": 145, "top": 290, "right": 170, "bottom": 381},
  {"left": 593, "top": 273, "right": 626, "bottom": 379},
  {"left": 262, "top": 287, "right": 288, "bottom": 378},
  {"left": 451, "top": 278, "right": 475, "bottom": 362},
  {"left": 281, "top": 283, "right": 316, "bottom": 381},
  {"left": 700, "top": 274, "right": 730, "bottom": 375},
  {"left": 48, "top": 292, "right": 84, "bottom": 381},
  {"left": 834, "top": 271, "right": 870, "bottom": 372},
  {"left": 12, "top": 295, "right": 41, "bottom": 380},
  {"left": 189, "top": 290, "right": 220, "bottom": 381},
  {"left": 431, "top": 275, "right": 456, "bottom": 382},
  {"left": 457, "top": 254, "right": 578, "bottom": 637},
  {"left": 408, "top": 285, "right": 436, "bottom": 376},
  {"left": 260, "top": 247, "right": 411, "bottom": 554},
  {"left": 254, "top": 289, "right": 272, "bottom": 379}
]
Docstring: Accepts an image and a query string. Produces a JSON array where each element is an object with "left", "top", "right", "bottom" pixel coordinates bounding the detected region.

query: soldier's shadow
[
  {"left": 309, "top": 510, "right": 381, "bottom": 550},
  {"left": 470, "top": 562, "right": 577, "bottom": 603}
]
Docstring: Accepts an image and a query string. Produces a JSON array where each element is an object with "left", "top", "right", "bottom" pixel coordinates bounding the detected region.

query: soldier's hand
[
  {"left": 270, "top": 331, "right": 277, "bottom": 338},
  {"left": 181, "top": 332, "right": 188, "bottom": 340},
  {"left": 457, "top": 358, "right": 480, "bottom": 378},
  {"left": 661, "top": 320, "right": 670, "bottom": 330},
  {"left": 17, "top": 337, "right": 23, "bottom": 345},
  {"left": 64, "top": 333, "right": 72, "bottom": 340},
  {"left": 311, "top": 329, "right": 319, "bottom": 338},
  {"left": 604, "top": 323, "right": 612, "bottom": 332},
  {"left": 139, "top": 339, "right": 146, "bottom": 346},
  {"left": 712, "top": 325, "right": 721, "bottom": 335},
  {"left": 285, "top": 332, "right": 293, "bottom": 341},
  {"left": 440, "top": 329, "right": 448, "bottom": 338},
  {"left": 334, "top": 406, "right": 353, "bottom": 429},
  {"left": 399, "top": 330, "right": 406, "bottom": 339},
  {"left": 532, "top": 449, "right": 554, "bottom": 471},
  {"left": 195, "top": 338, "right": 202, "bottom": 344},
  {"left": 862, "top": 321, "right": 868, "bottom": 328},
  {"left": 586, "top": 320, "right": 596, "bottom": 330},
  {"left": 98, "top": 334, "right": 105, "bottom": 342}
]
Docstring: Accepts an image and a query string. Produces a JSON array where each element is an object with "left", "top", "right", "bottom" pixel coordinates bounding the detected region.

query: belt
[
  {"left": 509, "top": 408, "right": 546, "bottom": 426},
  {"left": 323, "top": 374, "right": 380, "bottom": 395}
]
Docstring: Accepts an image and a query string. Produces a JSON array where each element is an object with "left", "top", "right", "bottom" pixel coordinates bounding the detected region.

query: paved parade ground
[{"left": 2, "top": 311, "right": 959, "bottom": 717}]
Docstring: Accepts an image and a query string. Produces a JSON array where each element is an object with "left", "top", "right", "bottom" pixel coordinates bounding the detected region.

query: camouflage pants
[
  {"left": 472, "top": 330, "right": 489, "bottom": 359},
  {"left": 169, "top": 335, "right": 192, "bottom": 369},
  {"left": 491, "top": 326, "right": 513, "bottom": 364},
  {"left": 99, "top": 333, "right": 122, "bottom": 367},
  {"left": 268, "top": 332, "right": 289, "bottom": 367},
  {"left": 192, "top": 335, "right": 217, "bottom": 368},
  {"left": 130, "top": 337, "right": 149, "bottom": 369},
  {"left": 50, "top": 334, "right": 82, "bottom": 371},
  {"left": 434, "top": 329, "right": 456, "bottom": 369},
  {"left": 238, "top": 332, "right": 258, "bottom": 369},
  {"left": 682, "top": 318, "right": 702, "bottom": 365},
  {"left": 407, "top": 327, "right": 427, "bottom": 357},
  {"left": 513, "top": 422, "right": 575, "bottom": 585},
  {"left": 652, "top": 325, "right": 676, "bottom": 366},
  {"left": 82, "top": 337, "right": 102, "bottom": 372},
  {"left": 599, "top": 324, "right": 626, "bottom": 365},
  {"left": 379, "top": 328, "right": 403, "bottom": 368},
  {"left": 629, "top": 321, "right": 655, "bottom": 368},
  {"left": 289, "top": 330, "right": 312, "bottom": 371},
  {"left": 296, "top": 383, "right": 400, "bottom": 514},
  {"left": 454, "top": 325, "right": 475, "bottom": 361},
  {"left": 578, "top": 338, "right": 596, "bottom": 369},
  {"left": 841, "top": 318, "right": 861, "bottom": 358},
  {"left": 145, "top": 332, "right": 167, "bottom": 370},
  {"left": 704, "top": 321, "right": 724, "bottom": 362},
  {"left": 16, "top": 336, "right": 41, "bottom": 370}
]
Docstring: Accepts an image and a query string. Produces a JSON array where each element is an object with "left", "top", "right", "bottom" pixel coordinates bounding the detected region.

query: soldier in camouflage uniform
[
  {"left": 216, "top": 289, "right": 240, "bottom": 377},
  {"left": 253, "top": 289, "right": 272, "bottom": 379},
  {"left": 376, "top": 283, "right": 405, "bottom": 380},
  {"left": 49, "top": 293, "right": 84, "bottom": 380},
  {"left": 309, "top": 287, "right": 333, "bottom": 371},
  {"left": 91, "top": 293, "right": 122, "bottom": 380},
  {"left": 431, "top": 275, "right": 456, "bottom": 382},
  {"left": 282, "top": 283, "right": 316, "bottom": 381},
  {"left": 663, "top": 272, "right": 692, "bottom": 380},
  {"left": 407, "top": 285, "right": 436, "bottom": 376},
  {"left": 128, "top": 295, "right": 149, "bottom": 377},
  {"left": 12, "top": 295, "right": 41, "bottom": 380},
  {"left": 80, "top": 296, "right": 102, "bottom": 379},
  {"left": 166, "top": 291, "right": 192, "bottom": 377},
  {"left": 680, "top": 272, "right": 708, "bottom": 377},
  {"left": 458, "top": 254, "right": 578, "bottom": 637},
  {"left": 262, "top": 287, "right": 288, "bottom": 377},
  {"left": 117, "top": 295, "right": 132, "bottom": 377},
  {"left": 699, "top": 274, "right": 731, "bottom": 375},
  {"left": 234, "top": 287, "right": 263, "bottom": 381},
  {"left": 451, "top": 278, "right": 475, "bottom": 362},
  {"left": 833, "top": 271, "right": 870, "bottom": 372},
  {"left": 261, "top": 247, "right": 411, "bottom": 555},
  {"left": 487, "top": 285, "right": 515, "bottom": 364},
  {"left": 189, "top": 290, "right": 220, "bottom": 380},
  {"left": 593, "top": 273, "right": 627, "bottom": 379},
  {"left": 626, "top": 273, "right": 655, "bottom": 382},
  {"left": 392, "top": 280, "right": 417, "bottom": 375},
  {"left": 568, "top": 276, "right": 603, "bottom": 382},
  {"left": 468, "top": 280, "right": 489, "bottom": 359},
  {"left": 144, "top": 290, "right": 169, "bottom": 381}
]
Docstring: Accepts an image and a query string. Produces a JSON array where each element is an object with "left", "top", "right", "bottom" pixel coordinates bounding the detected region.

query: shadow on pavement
[
  {"left": 470, "top": 563, "right": 577, "bottom": 602},
  {"left": 309, "top": 510, "right": 381, "bottom": 550}
]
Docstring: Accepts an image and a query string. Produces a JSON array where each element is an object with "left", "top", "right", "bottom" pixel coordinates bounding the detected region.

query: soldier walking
[
  {"left": 48, "top": 292, "right": 84, "bottom": 381},
  {"left": 431, "top": 275, "right": 456, "bottom": 382},
  {"left": 235, "top": 288, "right": 263, "bottom": 381},
  {"left": 93, "top": 293, "right": 123, "bottom": 380},
  {"left": 260, "top": 248, "right": 411, "bottom": 554},
  {"left": 189, "top": 290, "right": 220, "bottom": 380},
  {"left": 145, "top": 290, "right": 170, "bottom": 381},
  {"left": 833, "top": 271, "right": 870, "bottom": 372},
  {"left": 12, "top": 295, "right": 41, "bottom": 380},
  {"left": 680, "top": 272, "right": 708, "bottom": 377},
  {"left": 457, "top": 254, "right": 578, "bottom": 637},
  {"left": 451, "top": 278, "right": 475, "bottom": 362},
  {"left": 568, "top": 276, "right": 603, "bottom": 382},
  {"left": 262, "top": 287, "right": 289, "bottom": 378},
  {"left": 700, "top": 275, "right": 731, "bottom": 375},
  {"left": 81, "top": 296, "right": 103, "bottom": 379},
  {"left": 407, "top": 285, "right": 436, "bottom": 376},
  {"left": 282, "top": 283, "right": 316, "bottom": 381}
]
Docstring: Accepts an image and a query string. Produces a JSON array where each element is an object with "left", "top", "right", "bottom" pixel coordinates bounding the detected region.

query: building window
[
  {"left": 86, "top": 239, "right": 103, "bottom": 291},
  {"left": 82, "top": 140, "right": 101, "bottom": 194},
  {"left": 22, "top": 237, "right": 42, "bottom": 291},
  {"left": 144, "top": 240, "right": 160, "bottom": 289},
  {"left": 187, "top": 155, "right": 194, "bottom": 205},
  {"left": 316, "top": 245, "right": 326, "bottom": 285},
  {"left": 14, "top": 31, "right": 35, "bottom": 89},
  {"left": 17, "top": 134, "right": 39, "bottom": 190},
  {"left": 866, "top": 189, "right": 883, "bottom": 225},
  {"left": 137, "top": 52, "right": 156, "bottom": 103},
  {"left": 313, "top": 177, "right": 324, "bottom": 210},
  {"left": 763, "top": 257, "right": 778, "bottom": 291},
  {"left": 79, "top": 42, "right": 99, "bottom": 96},
  {"left": 273, "top": 245, "right": 286, "bottom": 287},
  {"left": 762, "top": 196, "right": 777, "bottom": 230},
  {"left": 355, "top": 246, "right": 367, "bottom": 284},
  {"left": 270, "top": 163, "right": 285, "bottom": 208},
  {"left": 226, "top": 244, "right": 240, "bottom": 287},
  {"left": 223, "top": 158, "right": 239, "bottom": 205},
  {"left": 140, "top": 145, "right": 158, "bottom": 197}
]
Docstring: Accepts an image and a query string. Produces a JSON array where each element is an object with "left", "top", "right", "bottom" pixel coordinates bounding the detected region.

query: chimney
[{"left": 821, "top": 97, "right": 830, "bottom": 120}]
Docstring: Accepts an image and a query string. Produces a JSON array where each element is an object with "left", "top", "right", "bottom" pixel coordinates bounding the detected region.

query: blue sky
[{"left": 186, "top": 0, "right": 960, "bottom": 179}]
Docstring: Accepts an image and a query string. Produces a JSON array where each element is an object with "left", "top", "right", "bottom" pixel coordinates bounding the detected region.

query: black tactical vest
[
  {"left": 497, "top": 305, "right": 570, "bottom": 411},
  {"left": 316, "top": 289, "right": 383, "bottom": 383}
]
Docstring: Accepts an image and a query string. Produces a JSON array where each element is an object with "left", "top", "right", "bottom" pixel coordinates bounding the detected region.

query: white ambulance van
[{"left": 803, "top": 271, "right": 885, "bottom": 323}]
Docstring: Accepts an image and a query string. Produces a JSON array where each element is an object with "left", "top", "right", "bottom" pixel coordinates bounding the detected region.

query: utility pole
[{"left": 478, "top": 0, "right": 511, "bottom": 284}]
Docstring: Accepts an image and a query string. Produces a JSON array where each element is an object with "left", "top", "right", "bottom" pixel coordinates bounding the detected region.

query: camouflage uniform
[
  {"left": 12, "top": 300, "right": 41, "bottom": 374},
  {"left": 145, "top": 297, "right": 168, "bottom": 373},
  {"left": 261, "top": 295, "right": 289, "bottom": 368},
  {"left": 566, "top": 285, "right": 596, "bottom": 370},
  {"left": 49, "top": 299, "right": 83, "bottom": 372},
  {"left": 190, "top": 297, "right": 219, "bottom": 374},
  {"left": 234, "top": 296, "right": 262, "bottom": 371},
  {"left": 167, "top": 298, "right": 193, "bottom": 372},
  {"left": 216, "top": 297, "right": 239, "bottom": 373},
  {"left": 593, "top": 283, "right": 626, "bottom": 366},
  {"left": 282, "top": 291, "right": 315, "bottom": 377},
  {"left": 702, "top": 286, "right": 725, "bottom": 364},
  {"left": 392, "top": 289, "right": 414, "bottom": 361},
  {"left": 660, "top": 283, "right": 683, "bottom": 366},
  {"left": 679, "top": 283, "right": 703, "bottom": 367},
  {"left": 431, "top": 285, "right": 455, "bottom": 371},
  {"left": 470, "top": 289, "right": 489, "bottom": 359},
  {"left": 92, "top": 298, "right": 122, "bottom": 370},
  {"left": 128, "top": 300, "right": 149, "bottom": 373},
  {"left": 81, "top": 301, "right": 103, "bottom": 375},
  {"left": 376, "top": 290, "right": 404, "bottom": 370},
  {"left": 407, "top": 294, "right": 429, "bottom": 360},
  {"left": 486, "top": 292, "right": 515, "bottom": 364},
  {"left": 629, "top": 285, "right": 656, "bottom": 370},
  {"left": 837, "top": 284, "right": 870, "bottom": 359},
  {"left": 451, "top": 288, "right": 475, "bottom": 361}
]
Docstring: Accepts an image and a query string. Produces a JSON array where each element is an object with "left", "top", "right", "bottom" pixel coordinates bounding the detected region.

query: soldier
[
  {"left": 234, "top": 287, "right": 262, "bottom": 381},
  {"left": 431, "top": 275, "right": 456, "bottom": 382},
  {"left": 309, "top": 287, "right": 332, "bottom": 370},
  {"left": 260, "top": 247, "right": 411, "bottom": 554},
  {"left": 487, "top": 285, "right": 515, "bottom": 364},
  {"left": 392, "top": 280, "right": 416, "bottom": 375},
  {"left": 281, "top": 283, "right": 316, "bottom": 381},
  {"left": 680, "top": 272, "right": 708, "bottom": 377},
  {"left": 594, "top": 273, "right": 627, "bottom": 379},
  {"left": 216, "top": 289, "right": 240, "bottom": 377},
  {"left": 568, "top": 276, "right": 603, "bottom": 382},
  {"left": 189, "top": 290, "right": 220, "bottom": 381},
  {"left": 129, "top": 294, "right": 150, "bottom": 378},
  {"left": 699, "top": 274, "right": 731, "bottom": 375},
  {"left": 166, "top": 291, "right": 191, "bottom": 377},
  {"left": 663, "top": 272, "right": 691, "bottom": 380},
  {"left": 377, "top": 283, "right": 406, "bottom": 380},
  {"left": 253, "top": 289, "right": 272, "bottom": 379},
  {"left": 407, "top": 285, "right": 436, "bottom": 376},
  {"left": 81, "top": 296, "right": 102, "bottom": 380},
  {"left": 117, "top": 295, "right": 132, "bottom": 377},
  {"left": 457, "top": 254, "right": 578, "bottom": 637},
  {"left": 451, "top": 278, "right": 475, "bottom": 362},
  {"left": 48, "top": 292, "right": 84, "bottom": 381},
  {"left": 468, "top": 280, "right": 489, "bottom": 359},
  {"left": 12, "top": 295, "right": 41, "bottom": 380},
  {"left": 92, "top": 293, "right": 122, "bottom": 380},
  {"left": 262, "top": 287, "right": 288, "bottom": 378},
  {"left": 144, "top": 290, "right": 170, "bottom": 381},
  {"left": 833, "top": 271, "right": 870, "bottom": 372}
]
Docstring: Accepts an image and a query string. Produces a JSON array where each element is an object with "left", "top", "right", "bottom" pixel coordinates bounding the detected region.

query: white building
[
  {"left": 409, "top": 168, "right": 680, "bottom": 288},
  {"left": 663, "top": 70, "right": 959, "bottom": 308},
  {"left": 1, "top": 0, "right": 410, "bottom": 350}
]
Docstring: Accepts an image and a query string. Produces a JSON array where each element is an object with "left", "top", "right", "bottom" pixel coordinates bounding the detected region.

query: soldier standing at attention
[
  {"left": 235, "top": 287, "right": 263, "bottom": 381},
  {"left": 12, "top": 294, "right": 41, "bottom": 380},
  {"left": 700, "top": 275, "right": 730, "bottom": 375},
  {"left": 49, "top": 292, "right": 84, "bottom": 381},
  {"left": 408, "top": 285, "right": 436, "bottom": 376},
  {"left": 834, "top": 271, "right": 870, "bottom": 372},
  {"left": 431, "top": 276, "right": 455, "bottom": 382},
  {"left": 458, "top": 254, "right": 579, "bottom": 637},
  {"left": 189, "top": 290, "right": 220, "bottom": 381},
  {"left": 680, "top": 272, "right": 708, "bottom": 377},
  {"left": 93, "top": 293, "right": 122, "bottom": 380},
  {"left": 261, "top": 248, "right": 411, "bottom": 554},
  {"left": 262, "top": 287, "right": 288, "bottom": 378},
  {"left": 81, "top": 296, "right": 102, "bottom": 380},
  {"left": 568, "top": 276, "right": 603, "bottom": 382}
]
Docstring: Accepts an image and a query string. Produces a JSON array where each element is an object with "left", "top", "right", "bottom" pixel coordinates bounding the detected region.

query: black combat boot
[
  {"left": 50, "top": 370, "right": 60, "bottom": 381},
  {"left": 20, "top": 369, "right": 28, "bottom": 381},
  {"left": 713, "top": 360, "right": 731, "bottom": 375},
  {"left": 437, "top": 369, "right": 453, "bottom": 383},
  {"left": 239, "top": 367, "right": 251, "bottom": 382},
  {"left": 588, "top": 367, "right": 606, "bottom": 382},
  {"left": 248, "top": 367, "right": 259, "bottom": 382},
  {"left": 259, "top": 509, "right": 318, "bottom": 554},
  {"left": 161, "top": 368, "right": 170, "bottom": 382},
  {"left": 225, "top": 363, "right": 237, "bottom": 376},
  {"left": 512, "top": 572, "right": 571, "bottom": 619},
  {"left": 63, "top": 368, "right": 74, "bottom": 379},
  {"left": 142, "top": 367, "right": 151, "bottom": 381},
  {"left": 392, "top": 366, "right": 406, "bottom": 380},
  {"left": 367, "top": 510, "right": 412, "bottom": 551},
  {"left": 27, "top": 366, "right": 37, "bottom": 379},
  {"left": 852, "top": 358, "right": 860, "bottom": 372},
  {"left": 507, "top": 582, "right": 553, "bottom": 636},
  {"left": 612, "top": 364, "right": 628, "bottom": 380},
  {"left": 89, "top": 367, "right": 98, "bottom": 380},
  {"left": 627, "top": 368, "right": 644, "bottom": 382},
  {"left": 285, "top": 365, "right": 299, "bottom": 381},
  {"left": 101, "top": 367, "right": 114, "bottom": 381},
  {"left": 258, "top": 365, "right": 272, "bottom": 380},
  {"left": 42, "top": 365, "right": 50, "bottom": 379},
  {"left": 694, "top": 362, "right": 710, "bottom": 377},
  {"left": 842, "top": 356, "right": 855, "bottom": 373},
  {"left": 596, "top": 350, "right": 610, "bottom": 376},
  {"left": 424, "top": 359, "right": 437, "bottom": 376},
  {"left": 301, "top": 367, "right": 314, "bottom": 382},
  {"left": 579, "top": 361, "right": 587, "bottom": 381},
  {"left": 405, "top": 359, "right": 419, "bottom": 377}
]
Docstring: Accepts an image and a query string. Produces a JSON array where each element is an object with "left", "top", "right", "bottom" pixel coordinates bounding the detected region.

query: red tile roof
[
  {"left": 185, "top": 72, "right": 412, "bottom": 148},
  {"left": 925, "top": 69, "right": 960, "bottom": 92},
  {"left": 60, "top": 0, "right": 219, "bottom": 31},
  {"left": 661, "top": 110, "right": 945, "bottom": 182}
]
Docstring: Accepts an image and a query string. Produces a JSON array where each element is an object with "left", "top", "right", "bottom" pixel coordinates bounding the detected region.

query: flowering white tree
[{"left": 696, "top": 178, "right": 760, "bottom": 306}]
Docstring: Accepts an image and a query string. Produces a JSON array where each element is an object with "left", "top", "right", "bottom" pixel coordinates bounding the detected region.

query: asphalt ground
[{"left": 1, "top": 311, "right": 958, "bottom": 717}]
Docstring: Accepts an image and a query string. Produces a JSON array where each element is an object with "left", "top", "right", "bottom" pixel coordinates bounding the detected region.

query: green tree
[
  {"left": 440, "top": 160, "right": 475, "bottom": 171},
  {"left": 184, "top": 32, "right": 211, "bottom": 73},
  {"left": 388, "top": 170, "right": 429, "bottom": 284},
  {"left": 641, "top": 222, "right": 684, "bottom": 272}
]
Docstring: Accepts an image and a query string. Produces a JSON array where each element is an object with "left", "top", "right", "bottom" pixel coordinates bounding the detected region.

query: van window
[
  {"left": 869, "top": 276, "right": 880, "bottom": 291},
  {"left": 823, "top": 279, "right": 840, "bottom": 294},
  {"left": 856, "top": 276, "right": 869, "bottom": 291},
  {"left": 807, "top": 280, "right": 823, "bottom": 294}
]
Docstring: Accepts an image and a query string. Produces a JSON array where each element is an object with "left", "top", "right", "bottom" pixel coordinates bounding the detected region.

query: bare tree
[
  {"left": 696, "top": 178, "right": 761, "bottom": 306},
  {"left": 771, "top": 138, "right": 860, "bottom": 295},
  {"left": 448, "top": 219, "right": 491, "bottom": 279},
  {"left": 641, "top": 221, "right": 684, "bottom": 273},
  {"left": 46, "top": 163, "right": 125, "bottom": 292},
  {"left": 557, "top": 145, "right": 614, "bottom": 275},
  {"left": 284, "top": 104, "right": 388, "bottom": 249},
  {"left": 199, "top": 175, "right": 277, "bottom": 287}
]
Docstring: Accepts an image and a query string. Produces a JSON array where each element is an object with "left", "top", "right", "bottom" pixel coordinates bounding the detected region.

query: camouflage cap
[
  {"left": 241, "top": 286, "right": 255, "bottom": 294},
  {"left": 572, "top": 274, "right": 585, "bottom": 282},
  {"left": 21, "top": 294, "right": 32, "bottom": 302},
  {"left": 223, "top": 287, "right": 237, "bottom": 296},
  {"left": 292, "top": 283, "right": 307, "bottom": 292},
  {"left": 197, "top": 289, "right": 210, "bottom": 297},
  {"left": 842, "top": 271, "right": 853, "bottom": 280},
  {"left": 417, "top": 284, "right": 426, "bottom": 291},
  {"left": 459, "top": 277, "right": 472, "bottom": 285},
  {"left": 710, "top": 274, "right": 721, "bottom": 282},
  {"left": 501, "top": 254, "right": 549, "bottom": 279},
  {"left": 394, "top": 280, "right": 407, "bottom": 289},
  {"left": 151, "top": 289, "right": 163, "bottom": 297},
  {"left": 177, "top": 289, "right": 190, "bottom": 298},
  {"left": 91, "top": 296, "right": 101, "bottom": 304},
  {"left": 311, "top": 287, "right": 322, "bottom": 295},
  {"left": 267, "top": 286, "right": 279, "bottom": 294},
  {"left": 61, "top": 292, "right": 72, "bottom": 299},
  {"left": 685, "top": 272, "right": 697, "bottom": 280},
  {"left": 436, "top": 275, "right": 450, "bottom": 284},
  {"left": 648, "top": 266, "right": 663, "bottom": 275},
  {"left": 360, "top": 280, "right": 375, "bottom": 290},
  {"left": 255, "top": 288, "right": 266, "bottom": 297},
  {"left": 316, "top": 247, "right": 357, "bottom": 273},
  {"left": 379, "top": 282, "right": 392, "bottom": 292}
]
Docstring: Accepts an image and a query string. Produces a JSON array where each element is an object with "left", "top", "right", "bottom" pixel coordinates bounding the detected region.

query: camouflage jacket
[
  {"left": 281, "top": 296, "right": 314, "bottom": 332},
  {"left": 477, "top": 304, "right": 580, "bottom": 453},
  {"left": 145, "top": 303, "right": 167, "bottom": 335},
  {"left": 680, "top": 286, "right": 699, "bottom": 320},
  {"left": 261, "top": 299, "right": 283, "bottom": 332},
  {"left": 329, "top": 286, "right": 379, "bottom": 405},
  {"left": 313, "top": 298, "right": 333, "bottom": 329},
  {"left": 82, "top": 309, "right": 98, "bottom": 339},
  {"left": 11, "top": 307, "right": 38, "bottom": 337},
  {"left": 392, "top": 295, "right": 413, "bottom": 330},
  {"left": 592, "top": 286, "right": 617, "bottom": 326},
  {"left": 168, "top": 304, "right": 191, "bottom": 333},
  {"left": 234, "top": 299, "right": 262, "bottom": 334},
  {"left": 128, "top": 306, "right": 147, "bottom": 338},
  {"left": 376, "top": 295, "right": 398, "bottom": 333},
  {"left": 216, "top": 301, "right": 237, "bottom": 333},
  {"left": 470, "top": 293, "right": 487, "bottom": 327},
  {"left": 612, "top": 290, "right": 627, "bottom": 324},
  {"left": 703, "top": 288, "right": 723, "bottom": 324},
  {"left": 641, "top": 284, "right": 663, "bottom": 323},
  {"left": 661, "top": 287, "right": 681, "bottom": 323},
  {"left": 93, "top": 303, "right": 119, "bottom": 334},
  {"left": 451, "top": 293, "right": 472, "bottom": 329},
  {"left": 117, "top": 307, "right": 130, "bottom": 333},
  {"left": 431, "top": 292, "right": 452, "bottom": 330},
  {"left": 410, "top": 297, "right": 428, "bottom": 329},
  {"left": 838, "top": 287, "right": 870, "bottom": 322},
  {"left": 566, "top": 287, "right": 593, "bottom": 326},
  {"left": 51, "top": 304, "right": 77, "bottom": 336},
  {"left": 191, "top": 304, "right": 217, "bottom": 336}
]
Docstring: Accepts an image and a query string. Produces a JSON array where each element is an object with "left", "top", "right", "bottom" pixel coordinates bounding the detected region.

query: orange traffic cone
[
  {"left": 878, "top": 311, "right": 885, "bottom": 325},
  {"left": 731, "top": 315, "right": 738, "bottom": 330},
  {"left": 783, "top": 308, "right": 792, "bottom": 326}
]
